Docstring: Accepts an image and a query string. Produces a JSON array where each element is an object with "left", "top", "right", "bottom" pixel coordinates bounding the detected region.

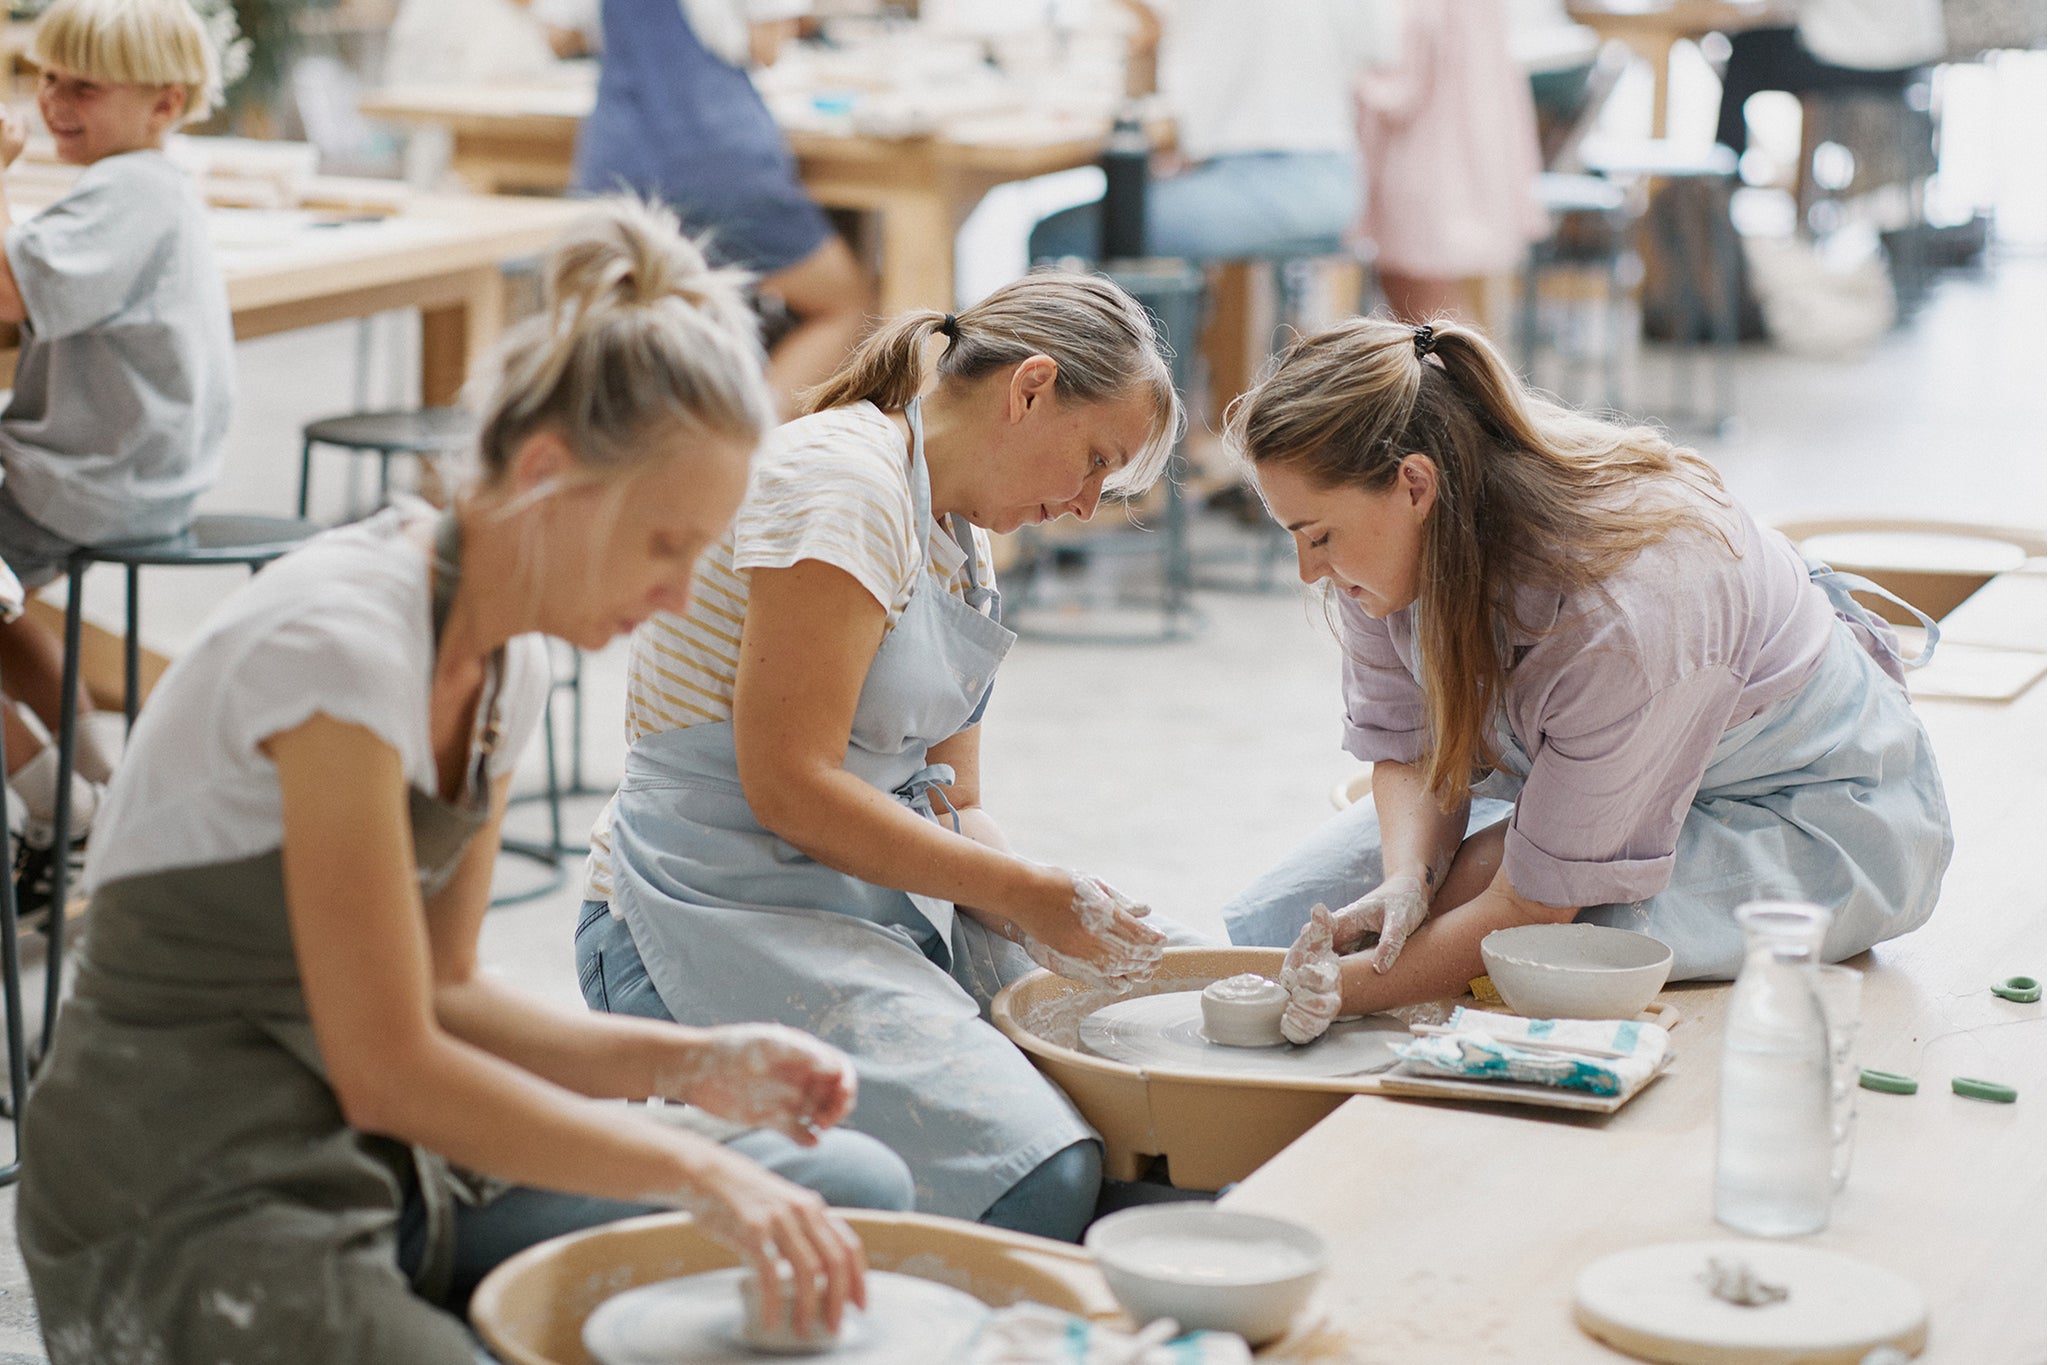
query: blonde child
[{"left": 0, "top": 0, "right": 232, "bottom": 891}]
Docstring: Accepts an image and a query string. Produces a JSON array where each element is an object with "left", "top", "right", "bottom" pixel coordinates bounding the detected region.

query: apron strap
[
  {"left": 1807, "top": 559, "right": 1940, "bottom": 671},
  {"left": 406, "top": 1146, "right": 460, "bottom": 1304}
]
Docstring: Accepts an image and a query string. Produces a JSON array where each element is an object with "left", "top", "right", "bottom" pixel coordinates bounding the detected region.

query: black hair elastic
[
  {"left": 1413, "top": 324, "right": 1436, "bottom": 358},
  {"left": 938, "top": 313, "right": 959, "bottom": 339}
]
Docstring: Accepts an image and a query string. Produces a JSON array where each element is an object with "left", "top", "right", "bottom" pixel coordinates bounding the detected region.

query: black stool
[
  {"left": 40, "top": 514, "right": 318, "bottom": 1052},
  {"left": 299, "top": 407, "right": 474, "bottom": 519},
  {"left": 298, "top": 408, "right": 583, "bottom": 904},
  {"left": 0, "top": 573, "right": 32, "bottom": 1181}
]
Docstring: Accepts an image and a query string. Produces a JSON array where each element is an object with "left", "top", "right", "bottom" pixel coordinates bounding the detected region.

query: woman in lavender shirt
[{"left": 1220, "top": 317, "right": 1952, "bottom": 1042}]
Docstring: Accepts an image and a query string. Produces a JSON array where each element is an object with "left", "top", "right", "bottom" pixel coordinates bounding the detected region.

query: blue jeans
[{"left": 1029, "top": 151, "right": 1360, "bottom": 263}]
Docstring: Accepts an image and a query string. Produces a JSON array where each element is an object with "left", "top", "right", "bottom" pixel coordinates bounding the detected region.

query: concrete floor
[{"left": 0, "top": 237, "right": 2038, "bottom": 1358}]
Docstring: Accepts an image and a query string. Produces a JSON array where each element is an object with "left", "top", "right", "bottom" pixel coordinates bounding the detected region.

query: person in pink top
[
  {"left": 1354, "top": 0, "right": 1546, "bottom": 324},
  {"left": 1219, "top": 316, "right": 1951, "bottom": 1042}
]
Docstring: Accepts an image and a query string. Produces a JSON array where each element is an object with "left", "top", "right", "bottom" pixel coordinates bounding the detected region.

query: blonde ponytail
[
  {"left": 803, "top": 269, "right": 1184, "bottom": 497},
  {"left": 468, "top": 196, "right": 775, "bottom": 490}
]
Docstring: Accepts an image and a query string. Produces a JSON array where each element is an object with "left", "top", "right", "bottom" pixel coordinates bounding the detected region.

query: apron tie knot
[{"left": 894, "top": 763, "right": 961, "bottom": 832}]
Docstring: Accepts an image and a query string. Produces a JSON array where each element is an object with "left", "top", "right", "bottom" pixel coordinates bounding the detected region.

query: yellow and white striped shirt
[{"left": 584, "top": 401, "right": 995, "bottom": 902}]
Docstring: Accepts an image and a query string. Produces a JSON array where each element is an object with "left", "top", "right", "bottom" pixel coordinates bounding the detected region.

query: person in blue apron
[
  {"left": 17, "top": 200, "right": 904, "bottom": 1364},
  {"left": 1214, "top": 316, "right": 1952, "bottom": 1043},
  {"left": 573, "top": 0, "right": 870, "bottom": 414},
  {"left": 575, "top": 270, "right": 1188, "bottom": 1242}
]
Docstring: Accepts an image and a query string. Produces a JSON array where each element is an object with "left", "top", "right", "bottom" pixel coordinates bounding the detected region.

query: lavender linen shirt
[{"left": 1338, "top": 490, "right": 1841, "bottom": 909}]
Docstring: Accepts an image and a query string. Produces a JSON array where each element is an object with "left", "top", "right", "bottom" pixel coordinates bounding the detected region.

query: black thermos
[{"left": 1099, "top": 105, "right": 1150, "bottom": 261}]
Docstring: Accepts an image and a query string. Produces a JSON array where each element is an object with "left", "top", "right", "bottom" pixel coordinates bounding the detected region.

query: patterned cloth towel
[
  {"left": 1391, "top": 1008, "right": 1673, "bottom": 1098},
  {"left": 967, "top": 1303, "right": 1253, "bottom": 1364}
]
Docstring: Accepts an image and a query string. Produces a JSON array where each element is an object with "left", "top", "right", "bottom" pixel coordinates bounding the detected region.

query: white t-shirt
[
  {"left": 0, "top": 150, "right": 232, "bottom": 544},
  {"left": 86, "top": 505, "right": 550, "bottom": 892},
  {"left": 1152, "top": 0, "right": 1401, "bottom": 162},
  {"left": 582, "top": 401, "right": 994, "bottom": 902}
]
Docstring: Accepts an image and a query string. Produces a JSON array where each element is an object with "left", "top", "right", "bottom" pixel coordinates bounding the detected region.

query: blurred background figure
[
  {"left": 1354, "top": 0, "right": 1547, "bottom": 324},
  {"left": 1714, "top": 0, "right": 1946, "bottom": 158},
  {"left": 1029, "top": 0, "right": 1399, "bottom": 265},
  {"left": 573, "top": 0, "right": 874, "bottom": 415}
]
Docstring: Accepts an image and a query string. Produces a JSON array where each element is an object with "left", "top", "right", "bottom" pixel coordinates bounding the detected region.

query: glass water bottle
[{"left": 1714, "top": 900, "right": 1836, "bottom": 1237}]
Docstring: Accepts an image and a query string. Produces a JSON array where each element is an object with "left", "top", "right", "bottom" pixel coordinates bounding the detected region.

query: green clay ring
[
  {"left": 1859, "top": 1068, "right": 1918, "bottom": 1095},
  {"left": 1952, "top": 1077, "right": 2018, "bottom": 1104},
  {"left": 1992, "top": 975, "right": 2041, "bottom": 1003}
]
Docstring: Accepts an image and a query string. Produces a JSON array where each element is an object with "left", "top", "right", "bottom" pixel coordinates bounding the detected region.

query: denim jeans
[{"left": 1028, "top": 150, "right": 1360, "bottom": 263}]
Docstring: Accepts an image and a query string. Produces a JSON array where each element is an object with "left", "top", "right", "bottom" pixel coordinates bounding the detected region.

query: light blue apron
[
  {"left": 605, "top": 401, "right": 1095, "bottom": 1220},
  {"left": 1224, "top": 563, "right": 1954, "bottom": 980}
]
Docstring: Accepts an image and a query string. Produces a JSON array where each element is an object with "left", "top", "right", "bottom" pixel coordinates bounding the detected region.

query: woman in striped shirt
[{"left": 576, "top": 271, "right": 1186, "bottom": 1241}]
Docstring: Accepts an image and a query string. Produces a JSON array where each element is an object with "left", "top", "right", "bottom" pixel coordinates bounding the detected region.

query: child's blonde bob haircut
[{"left": 30, "top": 0, "right": 221, "bottom": 126}]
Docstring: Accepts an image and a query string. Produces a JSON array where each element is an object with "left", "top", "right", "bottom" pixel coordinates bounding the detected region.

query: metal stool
[
  {"left": 1199, "top": 238, "right": 1357, "bottom": 594},
  {"left": 1578, "top": 138, "right": 1744, "bottom": 434},
  {"left": 40, "top": 514, "right": 319, "bottom": 1053},
  {"left": 1521, "top": 172, "right": 1641, "bottom": 414},
  {"left": 0, "top": 563, "right": 32, "bottom": 1181},
  {"left": 299, "top": 407, "right": 474, "bottom": 519},
  {"left": 1007, "top": 258, "right": 1205, "bottom": 643},
  {"left": 298, "top": 408, "right": 583, "bottom": 904}
]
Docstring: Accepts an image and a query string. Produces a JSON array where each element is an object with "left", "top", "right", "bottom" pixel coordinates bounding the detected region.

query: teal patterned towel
[{"left": 1391, "top": 1008, "right": 1673, "bottom": 1097}]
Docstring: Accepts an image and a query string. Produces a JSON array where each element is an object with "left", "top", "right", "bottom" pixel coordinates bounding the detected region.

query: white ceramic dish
[
  {"left": 1084, "top": 1205, "right": 1326, "bottom": 1345},
  {"left": 1200, "top": 973, "right": 1289, "bottom": 1047},
  {"left": 1480, "top": 923, "right": 1674, "bottom": 1020}
]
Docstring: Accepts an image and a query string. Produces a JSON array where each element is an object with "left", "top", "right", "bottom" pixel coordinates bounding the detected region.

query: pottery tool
[
  {"left": 1079, "top": 992, "right": 1408, "bottom": 1077},
  {"left": 1573, "top": 1240, "right": 1927, "bottom": 1364},
  {"left": 582, "top": 1267, "right": 987, "bottom": 1364}
]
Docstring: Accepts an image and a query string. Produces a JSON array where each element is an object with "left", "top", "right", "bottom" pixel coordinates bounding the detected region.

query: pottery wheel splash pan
[
  {"left": 992, "top": 948, "right": 1419, "bottom": 1193},
  {"left": 583, "top": 1267, "right": 988, "bottom": 1364},
  {"left": 1080, "top": 991, "right": 1408, "bottom": 1078}
]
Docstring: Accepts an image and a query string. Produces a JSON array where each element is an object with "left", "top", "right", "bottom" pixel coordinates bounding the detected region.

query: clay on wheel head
[{"left": 1200, "top": 974, "right": 1289, "bottom": 1048}]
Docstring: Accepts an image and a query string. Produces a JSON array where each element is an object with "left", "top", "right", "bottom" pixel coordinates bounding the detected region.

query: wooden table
[
  {"left": 1222, "top": 575, "right": 2046, "bottom": 1360},
  {"left": 1566, "top": 0, "right": 1798, "bottom": 137},
  {"left": 0, "top": 174, "right": 589, "bottom": 405},
  {"left": 359, "top": 82, "right": 1116, "bottom": 315}
]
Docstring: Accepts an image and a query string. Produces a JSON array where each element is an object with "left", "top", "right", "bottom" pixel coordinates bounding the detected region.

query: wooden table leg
[
  {"left": 873, "top": 187, "right": 957, "bottom": 316},
  {"left": 420, "top": 264, "right": 506, "bottom": 407}
]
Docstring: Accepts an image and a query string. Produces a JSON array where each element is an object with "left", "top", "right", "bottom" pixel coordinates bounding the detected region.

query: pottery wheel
[
  {"left": 1573, "top": 1240, "right": 1928, "bottom": 1364},
  {"left": 583, "top": 1267, "right": 989, "bottom": 1364},
  {"left": 1079, "top": 991, "right": 1408, "bottom": 1077}
]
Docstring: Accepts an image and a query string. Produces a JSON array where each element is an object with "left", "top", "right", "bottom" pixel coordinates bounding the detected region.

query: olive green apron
[{"left": 19, "top": 514, "right": 508, "bottom": 1364}]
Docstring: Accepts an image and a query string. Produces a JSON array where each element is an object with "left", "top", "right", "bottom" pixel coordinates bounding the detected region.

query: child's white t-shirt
[
  {"left": 85, "top": 505, "right": 550, "bottom": 892},
  {"left": 0, "top": 148, "right": 233, "bottom": 543}
]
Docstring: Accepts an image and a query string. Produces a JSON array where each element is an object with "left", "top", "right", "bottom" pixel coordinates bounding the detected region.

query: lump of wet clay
[
  {"left": 1200, "top": 973, "right": 1290, "bottom": 1048},
  {"left": 738, "top": 1267, "right": 851, "bottom": 1355}
]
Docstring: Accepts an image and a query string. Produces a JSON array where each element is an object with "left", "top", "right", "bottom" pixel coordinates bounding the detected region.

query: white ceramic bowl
[
  {"left": 1480, "top": 924, "right": 1674, "bottom": 1020},
  {"left": 1084, "top": 1205, "right": 1325, "bottom": 1345}
]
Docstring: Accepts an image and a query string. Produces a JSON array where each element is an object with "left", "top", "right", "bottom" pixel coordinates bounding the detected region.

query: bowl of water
[
  {"left": 1084, "top": 1205, "right": 1325, "bottom": 1345},
  {"left": 1480, "top": 923, "right": 1673, "bottom": 1020}
]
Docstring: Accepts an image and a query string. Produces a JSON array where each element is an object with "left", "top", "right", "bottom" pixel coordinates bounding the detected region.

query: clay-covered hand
[
  {"left": 1328, "top": 873, "right": 1431, "bottom": 974},
  {"left": 658, "top": 1024, "right": 858, "bottom": 1146},
  {"left": 1278, "top": 902, "right": 1343, "bottom": 1044},
  {"left": 0, "top": 108, "right": 25, "bottom": 168},
  {"left": 1021, "top": 873, "right": 1167, "bottom": 988},
  {"left": 675, "top": 1146, "right": 867, "bottom": 1342}
]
